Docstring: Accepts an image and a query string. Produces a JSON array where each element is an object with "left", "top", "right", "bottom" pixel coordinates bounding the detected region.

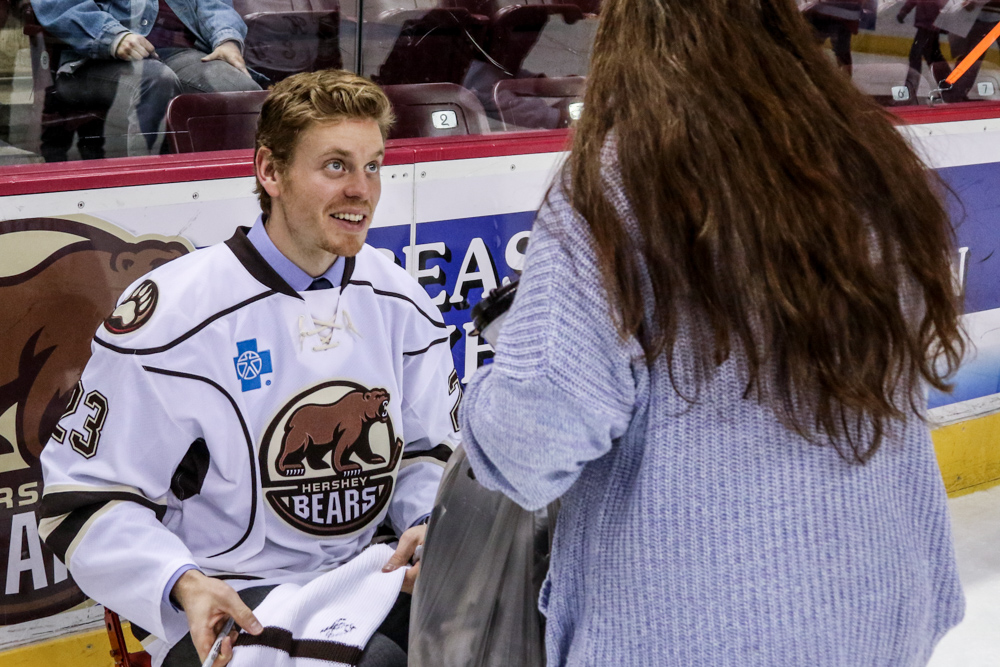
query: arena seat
[
  {"left": 165, "top": 90, "right": 269, "bottom": 153},
  {"left": 371, "top": 8, "right": 488, "bottom": 86},
  {"left": 440, "top": 0, "right": 495, "bottom": 19},
  {"left": 243, "top": 9, "right": 343, "bottom": 83},
  {"left": 559, "top": 0, "right": 601, "bottom": 14},
  {"left": 493, "top": 75, "right": 584, "bottom": 131},
  {"left": 382, "top": 82, "right": 490, "bottom": 139},
  {"left": 105, "top": 608, "right": 151, "bottom": 667},
  {"left": 488, "top": 4, "right": 585, "bottom": 75}
]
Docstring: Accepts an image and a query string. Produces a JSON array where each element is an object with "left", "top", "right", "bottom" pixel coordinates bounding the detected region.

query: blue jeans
[{"left": 55, "top": 48, "right": 260, "bottom": 156}]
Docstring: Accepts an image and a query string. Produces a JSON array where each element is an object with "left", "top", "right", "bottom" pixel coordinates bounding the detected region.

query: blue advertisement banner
[
  {"left": 940, "top": 163, "right": 1000, "bottom": 316},
  {"left": 391, "top": 172, "right": 1000, "bottom": 410},
  {"left": 365, "top": 225, "right": 410, "bottom": 267},
  {"left": 927, "top": 164, "right": 1000, "bottom": 408},
  {"left": 413, "top": 212, "right": 535, "bottom": 382}
]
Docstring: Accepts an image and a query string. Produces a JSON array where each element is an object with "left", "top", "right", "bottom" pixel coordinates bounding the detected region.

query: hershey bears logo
[
  {"left": 260, "top": 381, "right": 404, "bottom": 536},
  {"left": 278, "top": 388, "right": 392, "bottom": 477},
  {"left": 0, "top": 216, "right": 188, "bottom": 625},
  {"left": 104, "top": 280, "right": 158, "bottom": 334}
]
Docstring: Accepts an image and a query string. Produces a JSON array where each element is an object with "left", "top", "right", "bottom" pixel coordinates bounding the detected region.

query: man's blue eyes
[{"left": 325, "top": 162, "right": 380, "bottom": 173}]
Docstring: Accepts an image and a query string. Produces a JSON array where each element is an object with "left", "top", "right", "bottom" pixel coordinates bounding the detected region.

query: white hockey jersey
[{"left": 38, "top": 227, "right": 461, "bottom": 645}]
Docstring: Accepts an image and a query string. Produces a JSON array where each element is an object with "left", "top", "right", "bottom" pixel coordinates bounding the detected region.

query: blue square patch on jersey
[{"left": 233, "top": 339, "right": 273, "bottom": 392}]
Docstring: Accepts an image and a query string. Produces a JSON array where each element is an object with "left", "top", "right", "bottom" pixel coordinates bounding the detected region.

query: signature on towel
[{"left": 322, "top": 618, "right": 357, "bottom": 638}]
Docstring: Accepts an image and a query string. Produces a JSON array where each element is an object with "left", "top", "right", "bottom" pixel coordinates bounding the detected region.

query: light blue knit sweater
[{"left": 460, "top": 165, "right": 965, "bottom": 665}]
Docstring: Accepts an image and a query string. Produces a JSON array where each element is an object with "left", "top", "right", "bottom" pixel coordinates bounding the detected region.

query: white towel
[{"left": 231, "top": 544, "right": 407, "bottom": 666}]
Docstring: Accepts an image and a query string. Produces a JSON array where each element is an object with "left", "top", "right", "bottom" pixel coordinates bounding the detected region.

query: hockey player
[{"left": 38, "top": 70, "right": 461, "bottom": 667}]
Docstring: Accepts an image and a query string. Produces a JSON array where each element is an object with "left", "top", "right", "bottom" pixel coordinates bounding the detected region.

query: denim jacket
[{"left": 31, "top": 0, "right": 247, "bottom": 63}]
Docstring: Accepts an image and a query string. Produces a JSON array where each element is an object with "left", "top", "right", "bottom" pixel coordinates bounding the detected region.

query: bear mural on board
[
  {"left": 277, "top": 388, "right": 403, "bottom": 477},
  {"left": 0, "top": 216, "right": 190, "bottom": 625}
]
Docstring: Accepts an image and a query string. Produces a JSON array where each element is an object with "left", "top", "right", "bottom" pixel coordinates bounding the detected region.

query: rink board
[{"left": 0, "top": 124, "right": 998, "bottom": 658}]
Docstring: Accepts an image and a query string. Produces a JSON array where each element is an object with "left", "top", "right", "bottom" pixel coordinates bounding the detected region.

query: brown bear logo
[
  {"left": 0, "top": 216, "right": 189, "bottom": 626},
  {"left": 0, "top": 218, "right": 188, "bottom": 465},
  {"left": 277, "top": 388, "right": 403, "bottom": 477}
]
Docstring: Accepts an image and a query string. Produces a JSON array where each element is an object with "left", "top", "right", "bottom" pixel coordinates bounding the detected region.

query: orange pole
[{"left": 946, "top": 21, "right": 1000, "bottom": 86}]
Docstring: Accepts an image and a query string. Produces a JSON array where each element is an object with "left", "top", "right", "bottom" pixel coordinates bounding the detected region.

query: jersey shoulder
[
  {"left": 95, "top": 241, "right": 267, "bottom": 351},
  {"left": 348, "top": 245, "right": 444, "bottom": 325}
]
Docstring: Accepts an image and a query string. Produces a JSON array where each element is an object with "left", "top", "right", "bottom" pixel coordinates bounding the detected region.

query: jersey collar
[
  {"left": 246, "top": 217, "right": 348, "bottom": 291},
  {"left": 226, "top": 226, "right": 302, "bottom": 299},
  {"left": 226, "top": 222, "right": 358, "bottom": 299}
]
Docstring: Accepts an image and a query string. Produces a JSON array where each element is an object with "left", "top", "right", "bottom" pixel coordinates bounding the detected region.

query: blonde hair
[{"left": 254, "top": 70, "right": 395, "bottom": 215}]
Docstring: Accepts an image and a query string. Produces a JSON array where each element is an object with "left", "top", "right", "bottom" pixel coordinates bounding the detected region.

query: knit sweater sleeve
[{"left": 460, "top": 177, "right": 640, "bottom": 510}]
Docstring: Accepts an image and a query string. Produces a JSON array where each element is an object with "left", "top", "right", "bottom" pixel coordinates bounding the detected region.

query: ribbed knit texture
[
  {"left": 460, "top": 158, "right": 965, "bottom": 666},
  {"left": 230, "top": 544, "right": 406, "bottom": 666}
]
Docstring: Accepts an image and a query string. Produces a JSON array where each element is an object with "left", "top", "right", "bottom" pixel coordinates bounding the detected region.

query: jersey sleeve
[
  {"left": 386, "top": 298, "right": 461, "bottom": 536},
  {"left": 38, "top": 346, "right": 200, "bottom": 643}
]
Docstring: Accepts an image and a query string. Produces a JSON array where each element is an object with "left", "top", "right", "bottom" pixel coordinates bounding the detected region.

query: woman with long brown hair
[{"left": 459, "top": 0, "right": 966, "bottom": 663}]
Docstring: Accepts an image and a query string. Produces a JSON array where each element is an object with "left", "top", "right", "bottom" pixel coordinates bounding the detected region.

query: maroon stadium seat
[
  {"left": 559, "top": 0, "right": 601, "bottom": 15},
  {"left": 243, "top": 9, "right": 343, "bottom": 83},
  {"left": 440, "top": 0, "right": 495, "bottom": 20},
  {"left": 383, "top": 82, "right": 489, "bottom": 139},
  {"left": 165, "top": 91, "right": 269, "bottom": 153},
  {"left": 488, "top": 4, "right": 584, "bottom": 74},
  {"left": 167, "top": 84, "right": 489, "bottom": 149},
  {"left": 371, "top": 8, "right": 488, "bottom": 86},
  {"left": 493, "top": 75, "right": 585, "bottom": 131}
]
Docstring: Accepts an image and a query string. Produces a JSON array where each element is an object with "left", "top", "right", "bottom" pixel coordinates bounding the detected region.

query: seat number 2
[{"left": 51, "top": 381, "right": 109, "bottom": 459}]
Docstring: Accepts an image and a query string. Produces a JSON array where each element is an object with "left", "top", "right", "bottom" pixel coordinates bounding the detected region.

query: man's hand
[
  {"left": 201, "top": 41, "right": 249, "bottom": 77},
  {"left": 382, "top": 524, "right": 427, "bottom": 594},
  {"left": 116, "top": 33, "right": 156, "bottom": 61},
  {"left": 172, "top": 569, "right": 263, "bottom": 667}
]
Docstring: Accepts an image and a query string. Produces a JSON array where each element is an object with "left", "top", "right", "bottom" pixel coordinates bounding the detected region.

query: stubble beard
[{"left": 321, "top": 227, "right": 368, "bottom": 258}]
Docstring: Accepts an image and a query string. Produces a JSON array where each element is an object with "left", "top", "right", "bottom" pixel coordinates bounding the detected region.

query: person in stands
[
  {"left": 458, "top": 0, "right": 966, "bottom": 664},
  {"left": 31, "top": 0, "right": 260, "bottom": 156},
  {"left": 898, "top": 0, "right": 952, "bottom": 102},
  {"left": 802, "top": 0, "right": 863, "bottom": 75},
  {"left": 942, "top": 0, "right": 1000, "bottom": 102}
]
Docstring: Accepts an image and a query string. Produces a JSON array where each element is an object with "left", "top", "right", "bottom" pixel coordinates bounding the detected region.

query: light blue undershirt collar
[{"left": 247, "top": 215, "right": 345, "bottom": 291}]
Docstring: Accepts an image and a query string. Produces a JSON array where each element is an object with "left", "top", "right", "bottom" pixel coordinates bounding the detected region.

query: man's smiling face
[{"left": 260, "top": 117, "right": 384, "bottom": 273}]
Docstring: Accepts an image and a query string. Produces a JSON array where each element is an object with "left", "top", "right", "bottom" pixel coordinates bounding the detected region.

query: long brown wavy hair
[{"left": 569, "top": 0, "right": 964, "bottom": 462}]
